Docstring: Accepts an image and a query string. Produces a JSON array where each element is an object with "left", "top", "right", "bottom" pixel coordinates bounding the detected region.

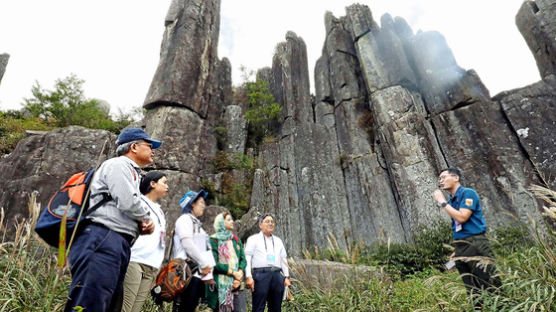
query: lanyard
[
  {"left": 141, "top": 197, "right": 162, "bottom": 227},
  {"left": 263, "top": 234, "right": 274, "bottom": 253}
]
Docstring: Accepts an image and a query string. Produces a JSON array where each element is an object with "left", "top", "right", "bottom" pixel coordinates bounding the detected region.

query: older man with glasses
[
  {"left": 244, "top": 213, "right": 290, "bottom": 312},
  {"left": 65, "top": 128, "right": 162, "bottom": 312}
]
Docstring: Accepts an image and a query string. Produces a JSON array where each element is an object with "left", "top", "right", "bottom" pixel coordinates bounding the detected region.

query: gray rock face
[
  {"left": 144, "top": 0, "right": 222, "bottom": 118},
  {"left": 0, "top": 53, "right": 8, "bottom": 85},
  {"left": 494, "top": 76, "right": 556, "bottom": 188},
  {"left": 0, "top": 126, "right": 116, "bottom": 234},
  {"left": 371, "top": 86, "right": 448, "bottom": 233},
  {"left": 270, "top": 32, "right": 313, "bottom": 123},
  {"left": 223, "top": 105, "right": 247, "bottom": 154},
  {"left": 432, "top": 100, "right": 541, "bottom": 226},
  {"left": 140, "top": 106, "right": 217, "bottom": 177},
  {"left": 0, "top": 0, "right": 552, "bottom": 258},
  {"left": 345, "top": 8, "right": 416, "bottom": 92},
  {"left": 516, "top": 1, "right": 556, "bottom": 79}
]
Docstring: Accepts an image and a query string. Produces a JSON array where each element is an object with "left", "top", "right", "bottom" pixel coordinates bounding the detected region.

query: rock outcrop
[
  {"left": 0, "top": 0, "right": 553, "bottom": 257},
  {"left": 248, "top": 3, "right": 549, "bottom": 254},
  {"left": 494, "top": 76, "right": 556, "bottom": 189},
  {"left": 0, "top": 127, "right": 115, "bottom": 230},
  {"left": 137, "top": 0, "right": 230, "bottom": 231},
  {"left": 144, "top": 0, "right": 228, "bottom": 125},
  {"left": 0, "top": 53, "right": 9, "bottom": 85},
  {"left": 516, "top": 1, "right": 556, "bottom": 80}
]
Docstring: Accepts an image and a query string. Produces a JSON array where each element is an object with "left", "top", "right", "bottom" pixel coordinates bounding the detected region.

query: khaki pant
[{"left": 122, "top": 261, "right": 158, "bottom": 312}]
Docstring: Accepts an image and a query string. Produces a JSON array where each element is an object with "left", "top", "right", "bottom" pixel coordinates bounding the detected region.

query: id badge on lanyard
[
  {"left": 159, "top": 230, "right": 166, "bottom": 249},
  {"left": 264, "top": 236, "right": 275, "bottom": 265}
]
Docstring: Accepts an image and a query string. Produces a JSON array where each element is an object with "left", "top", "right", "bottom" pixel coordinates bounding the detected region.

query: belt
[
  {"left": 81, "top": 219, "right": 136, "bottom": 247},
  {"left": 252, "top": 267, "right": 282, "bottom": 273}
]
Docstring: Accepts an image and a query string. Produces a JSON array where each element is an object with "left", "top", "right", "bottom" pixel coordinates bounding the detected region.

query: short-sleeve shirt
[{"left": 448, "top": 186, "right": 487, "bottom": 239}]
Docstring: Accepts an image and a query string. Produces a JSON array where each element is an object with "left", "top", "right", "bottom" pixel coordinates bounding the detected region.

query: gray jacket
[{"left": 87, "top": 156, "right": 150, "bottom": 238}]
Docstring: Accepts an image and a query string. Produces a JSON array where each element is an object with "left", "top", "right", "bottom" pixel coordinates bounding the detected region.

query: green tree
[
  {"left": 243, "top": 79, "right": 282, "bottom": 147},
  {"left": 22, "top": 74, "right": 129, "bottom": 131}
]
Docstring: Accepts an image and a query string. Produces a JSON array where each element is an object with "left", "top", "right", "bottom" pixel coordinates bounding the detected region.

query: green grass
[{"left": 1, "top": 187, "right": 555, "bottom": 311}]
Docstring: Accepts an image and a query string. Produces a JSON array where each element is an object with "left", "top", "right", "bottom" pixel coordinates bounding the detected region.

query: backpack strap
[
  {"left": 84, "top": 193, "right": 112, "bottom": 216},
  {"left": 163, "top": 229, "right": 175, "bottom": 264}
]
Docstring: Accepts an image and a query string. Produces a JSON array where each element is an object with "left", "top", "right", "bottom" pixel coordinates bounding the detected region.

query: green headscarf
[
  {"left": 211, "top": 213, "right": 238, "bottom": 309},
  {"left": 213, "top": 213, "right": 232, "bottom": 241}
]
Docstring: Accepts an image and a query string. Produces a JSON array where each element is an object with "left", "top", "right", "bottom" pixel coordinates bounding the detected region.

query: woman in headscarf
[{"left": 207, "top": 212, "right": 247, "bottom": 312}]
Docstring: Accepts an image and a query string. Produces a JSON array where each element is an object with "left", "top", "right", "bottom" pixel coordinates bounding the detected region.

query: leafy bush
[
  {"left": 214, "top": 125, "right": 228, "bottom": 150},
  {"left": 0, "top": 110, "right": 55, "bottom": 154},
  {"left": 209, "top": 152, "right": 256, "bottom": 219},
  {"left": 490, "top": 222, "right": 535, "bottom": 257},
  {"left": 358, "top": 221, "right": 452, "bottom": 278}
]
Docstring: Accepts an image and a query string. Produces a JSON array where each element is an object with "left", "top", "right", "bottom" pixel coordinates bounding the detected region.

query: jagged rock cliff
[
  {"left": 248, "top": 3, "right": 551, "bottom": 253},
  {"left": 0, "top": 0, "right": 553, "bottom": 255}
]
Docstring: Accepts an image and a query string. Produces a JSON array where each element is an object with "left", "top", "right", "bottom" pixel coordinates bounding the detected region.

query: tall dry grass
[{"left": 0, "top": 192, "right": 71, "bottom": 311}]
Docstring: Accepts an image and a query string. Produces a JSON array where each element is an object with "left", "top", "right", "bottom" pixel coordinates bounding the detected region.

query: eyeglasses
[
  {"left": 438, "top": 174, "right": 456, "bottom": 182},
  {"left": 135, "top": 142, "right": 153, "bottom": 150},
  {"left": 262, "top": 220, "right": 274, "bottom": 225}
]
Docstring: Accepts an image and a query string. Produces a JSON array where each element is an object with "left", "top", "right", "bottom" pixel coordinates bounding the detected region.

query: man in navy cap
[{"left": 65, "top": 128, "right": 162, "bottom": 312}]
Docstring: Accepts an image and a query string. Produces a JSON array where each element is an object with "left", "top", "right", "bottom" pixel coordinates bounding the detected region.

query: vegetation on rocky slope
[
  {"left": 1, "top": 186, "right": 554, "bottom": 311},
  {"left": 0, "top": 74, "right": 139, "bottom": 155}
]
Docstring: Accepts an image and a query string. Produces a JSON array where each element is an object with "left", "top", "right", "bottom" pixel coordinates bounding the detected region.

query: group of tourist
[
  {"left": 62, "top": 128, "right": 501, "bottom": 312},
  {"left": 64, "top": 128, "right": 290, "bottom": 312}
]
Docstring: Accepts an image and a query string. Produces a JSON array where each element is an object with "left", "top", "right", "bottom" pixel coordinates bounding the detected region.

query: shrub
[
  {"left": 358, "top": 221, "right": 452, "bottom": 278},
  {"left": 0, "top": 111, "right": 55, "bottom": 154}
]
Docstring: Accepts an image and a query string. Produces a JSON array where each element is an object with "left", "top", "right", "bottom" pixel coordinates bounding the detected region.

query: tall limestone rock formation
[
  {"left": 0, "top": 0, "right": 552, "bottom": 255},
  {"left": 138, "top": 0, "right": 231, "bottom": 229},
  {"left": 501, "top": 0, "right": 556, "bottom": 189},
  {"left": 247, "top": 3, "right": 549, "bottom": 254}
]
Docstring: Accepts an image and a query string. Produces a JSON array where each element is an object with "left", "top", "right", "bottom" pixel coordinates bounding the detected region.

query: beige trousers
[{"left": 122, "top": 261, "right": 158, "bottom": 312}]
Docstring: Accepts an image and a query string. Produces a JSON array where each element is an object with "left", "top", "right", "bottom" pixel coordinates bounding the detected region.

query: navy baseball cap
[{"left": 117, "top": 128, "right": 162, "bottom": 149}]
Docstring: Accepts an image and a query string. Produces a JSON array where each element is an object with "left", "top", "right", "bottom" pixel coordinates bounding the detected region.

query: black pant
[
  {"left": 173, "top": 276, "right": 205, "bottom": 312},
  {"left": 252, "top": 270, "right": 285, "bottom": 312},
  {"left": 454, "top": 234, "right": 502, "bottom": 305}
]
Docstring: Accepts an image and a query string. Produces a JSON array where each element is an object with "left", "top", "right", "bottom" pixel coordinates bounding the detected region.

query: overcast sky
[{"left": 0, "top": 0, "right": 540, "bottom": 115}]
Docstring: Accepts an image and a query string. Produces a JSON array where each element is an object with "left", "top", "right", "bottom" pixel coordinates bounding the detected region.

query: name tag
[
  {"left": 160, "top": 230, "right": 166, "bottom": 249},
  {"left": 267, "top": 253, "right": 275, "bottom": 265},
  {"left": 455, "top": 221, "right": 462, "bottom": 232}
]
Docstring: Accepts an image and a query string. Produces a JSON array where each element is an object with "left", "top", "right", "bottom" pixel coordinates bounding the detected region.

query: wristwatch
[{"left": 441, "top": 202, "right": 448, "bottom": 208}]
